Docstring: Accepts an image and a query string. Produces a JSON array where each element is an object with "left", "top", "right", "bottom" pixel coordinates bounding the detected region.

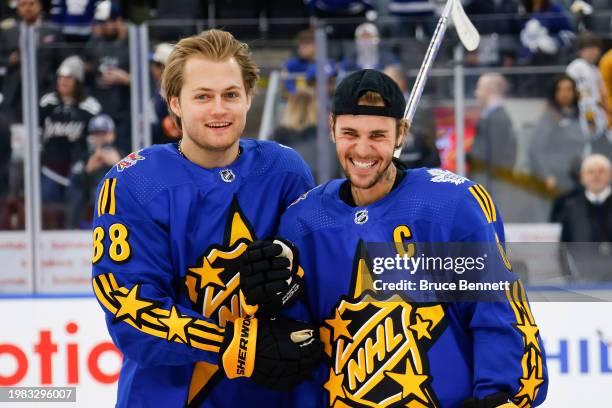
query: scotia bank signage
[
  {"left": 0, "top": 299, "right": 611, "bottom": 407},
  {"left": 0, "top": 298, "right": 120, "bottom": 407}
]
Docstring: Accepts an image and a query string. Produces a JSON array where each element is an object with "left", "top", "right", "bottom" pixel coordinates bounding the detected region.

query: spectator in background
[
  {"left": 554, "top": 154, "right": 611, "bottom": 281},
  {"left": 150, "top": 42, "right": 171, "bottom": 92},
  {"left": 519, "top": 0, "right": 574, "bottom": 64},
  {"left": 66, "top": 113, "right": 120, "bottom": 228},
  {"left": 84, "top": 0, "right": 131, "bottom": 153},
  {"left": 273, "top": 89, "right": 317, "bottom": 175},
  {"left": 567, "top": 32, "right": 610, "bottom": 140},
  {"left": 39, "top": 55, "right": 101, "bottom": 228},
  {"left": 553, "top": 153, "right": 611, "bottom": 242},
  {"left": 0, "top": 0, "right": 62, "bottom": 122},
  {"left": 339, "top": 23, "right": 399, "bottom": 73},
  {"left": 283, "top": 29, "right": 316, "bottom": 95},
  {"left": 387, "top": 0, "right": 436, "bottom": 38},
  {"left": 305, "top": 59, "right": 338, "bottom": 98},
  {"left": 383, "top": 64, "right": 440, "bottom": 168},
  {"left": 272, "top": 88, "right": 338, "bottom": 182},
  {"left": 470, "top": 73, "right": 517, "bottom": 185},
  {"left": 149, "top": 42, "right": 180, "bottom": 144},
  {"left": 49, "top": 0, "right": 98, "bottom": 43},
  {"left": 304, "top": 0, "right": 375, "bottom": 39},
  {"left": 469, "top": 73, "right": 519, "bottom": 218},
  {"left": 528, "top": 75, "right": 586, "bottom": 195}
]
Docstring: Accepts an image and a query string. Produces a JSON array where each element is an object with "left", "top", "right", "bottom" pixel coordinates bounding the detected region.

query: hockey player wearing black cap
[{"left": 242, "top": 69, "right": 548, "bottom": 408}]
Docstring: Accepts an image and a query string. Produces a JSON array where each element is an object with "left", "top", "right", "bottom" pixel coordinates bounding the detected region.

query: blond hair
[
  {"left": 282, "top": 89, "right": 317, "bottom": 130},
  {"left": 161, "top": 29, "right": 260, "bottom": 128}
]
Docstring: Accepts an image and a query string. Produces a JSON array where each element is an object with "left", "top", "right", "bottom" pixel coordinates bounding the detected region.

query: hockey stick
[{"left": 394, "top": 0, "right": 480, "bottom": 157}]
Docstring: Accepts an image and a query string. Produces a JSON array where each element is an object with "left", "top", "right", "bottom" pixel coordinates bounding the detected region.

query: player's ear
[
  {"left": 169, "top": 96, "right": 182, "bottom": 118},
  {"left": 328, "top": 114, "right": 336, "bottom": 143},
  {"left": 395, "top": 119, "right": 408, "bottom": 150},
  {"left": 245, "top": 91, "right": 253, "bottom": 111}
]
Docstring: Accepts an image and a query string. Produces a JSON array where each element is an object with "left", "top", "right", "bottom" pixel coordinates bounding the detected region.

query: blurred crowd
[
  {"left": 0, "top": 0, "right": 610, "bottom": 244},
  {"left": 466, "top": 30, "right": 611, "bottom": 243}
]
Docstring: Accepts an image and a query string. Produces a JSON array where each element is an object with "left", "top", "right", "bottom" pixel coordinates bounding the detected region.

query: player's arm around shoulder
[{"left": 450, "top": 182, "right": 548, "bottom": 407}]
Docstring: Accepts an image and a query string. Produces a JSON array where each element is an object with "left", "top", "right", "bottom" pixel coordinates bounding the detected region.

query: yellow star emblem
[
  {"left": 516, "top": 321, "right": 540, "bottom": 350},
  {"left": 158, "top": 305, "right": 194, "bottom": 345},
  {"left": 385, "top": 364, "right": 429, "bottom": 403},
  {"left": 324, "top": 368, "right": 346, "bottom": 406},
  {"left": 189, "top": 256, "right": 226, "bottom": 289},
  {"left": 114, "top": 285, "right": 155, "bottom": 323},
  {"left": 325, "top": 309, "right": 353, "bottom": 341},
  {"left": 411, "top": 315, "right": 432, "bottom": 340},
  {"left": 516, "top": 369, "right": 544, "bottom": 402}
]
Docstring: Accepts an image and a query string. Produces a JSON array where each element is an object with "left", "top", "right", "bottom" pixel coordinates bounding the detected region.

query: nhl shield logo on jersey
[
  {"left": 321, "top": 241, "right": 447, "bottom": 408},
  {"left": 116, "top": 150, "right": 145, "bottom": 172},
  {"left": 354, "top": 209, "right": 368, "bottom": 225},
  {"left": 427, "top": 168, "right": 467, "bottom": 185},
  {"left": 219, "top": 169, "right": 236, "bottom": 183},
  {"left": 323, "top": 298, "right": 446, "bottom": 407}
]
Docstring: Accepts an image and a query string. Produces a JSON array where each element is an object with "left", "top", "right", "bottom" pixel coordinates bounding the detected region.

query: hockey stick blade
[{"left": 450, "top": 0, "right": 480, "bottom": 51}]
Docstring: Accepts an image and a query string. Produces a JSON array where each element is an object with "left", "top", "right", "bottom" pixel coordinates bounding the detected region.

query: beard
[{"left": 345, "top": 156, "right": 395, "bottom": 190}]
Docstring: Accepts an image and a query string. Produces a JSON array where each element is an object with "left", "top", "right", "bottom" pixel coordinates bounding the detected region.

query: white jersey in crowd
[{"left": 566, "top": 58, "right": 608, "bottom": 138}]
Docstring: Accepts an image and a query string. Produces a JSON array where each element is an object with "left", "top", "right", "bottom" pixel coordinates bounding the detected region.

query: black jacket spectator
[
  {"left": 553, "top": 154, "right": 612, "bottom": 242},
  {"left": 39, "top": 55, "right": 101, "bottom": 206}
]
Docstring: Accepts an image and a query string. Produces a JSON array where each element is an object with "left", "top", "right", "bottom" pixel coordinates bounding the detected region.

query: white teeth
[
  {"left": 207, "top": 122, "right": 230, "bottom": 128},
  {"left": 352, "top": 159, "right": 375, "bottom": 169}
]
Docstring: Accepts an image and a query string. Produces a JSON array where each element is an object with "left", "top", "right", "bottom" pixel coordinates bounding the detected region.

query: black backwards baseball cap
[{"left": 331, "top": 69, "right": 406, "bottom": 119}]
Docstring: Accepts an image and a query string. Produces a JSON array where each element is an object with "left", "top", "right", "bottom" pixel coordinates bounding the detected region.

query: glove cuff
[{"left": 221, "top": 317, "right": 258, "bottom": 379}]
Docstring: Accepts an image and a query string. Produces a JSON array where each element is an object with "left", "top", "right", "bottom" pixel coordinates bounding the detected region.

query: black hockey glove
[
  {"left": 219, "top": 316, "right": 323, "bottom": 390},
  {"left": 461, "top": 392, "right": 518, "bottom": 408},
  {"left": 240, "top": 238, "right": 304, "bottom": 316}
]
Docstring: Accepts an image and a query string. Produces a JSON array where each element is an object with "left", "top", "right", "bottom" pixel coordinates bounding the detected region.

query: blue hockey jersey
[
  {"left": 91, "top": 139, "right": 314, "bottom": 407},
  {"left": 279, "top": 168, "right": 547, "bottom": 407}
]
